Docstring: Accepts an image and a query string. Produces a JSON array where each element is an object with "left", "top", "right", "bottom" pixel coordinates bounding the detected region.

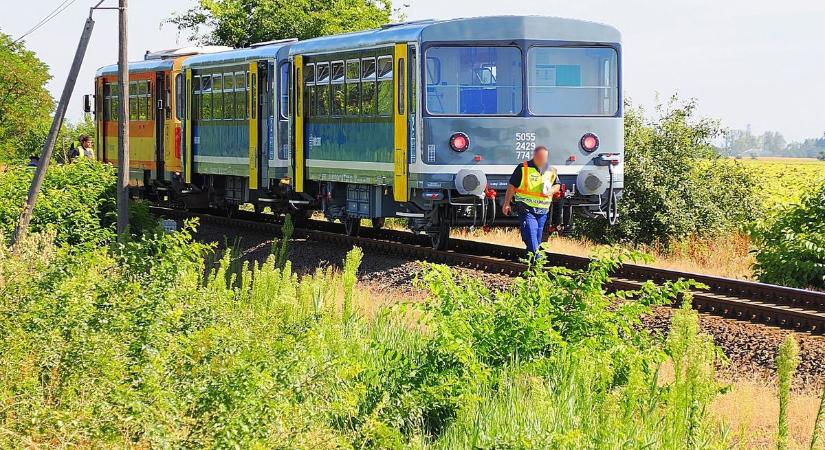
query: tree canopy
[
  {"left": 0, "top": 31, "right": 53, "bottom": 162},
  {"left": 167, "top": 0, "right": 396, "bottom": 48}
]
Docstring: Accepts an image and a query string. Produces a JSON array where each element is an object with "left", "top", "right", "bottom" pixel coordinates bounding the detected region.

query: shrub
[
  {"left": 581, "top": 95, "right": 762, "bottom": 247},
  {"left": 0, "top": 160, "right": 159, "bottom": 246},
  {"left": 751, "top": 182, "right": 825, "bottom": 289},
  {"left": 0, "top": 228, "right": 729, "bottom": 447},
  {"left": 0, "top": 159, "right": 117, "bottom": 245}
]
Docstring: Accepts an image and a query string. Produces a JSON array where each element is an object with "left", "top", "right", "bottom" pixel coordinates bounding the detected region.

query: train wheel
[
  {"left": 344, "top": 217, "right": 361, "bottom": 237},
  {"left": 371, "top": 218, "right": 385, "bottom": 229},
  {"left": 429, "top": 221, "right": 450, "bottom": 251},
  {"left": 288, "top": 209, "right": 312, "bottom": 227}
]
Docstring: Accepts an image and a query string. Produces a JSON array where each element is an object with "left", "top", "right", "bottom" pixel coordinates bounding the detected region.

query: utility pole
[
  {"left": 12, "top": 11, "right": 97, "bottom": 245},
  {"left": 116, "top": 0, "right": 129, "bottom": 238}
]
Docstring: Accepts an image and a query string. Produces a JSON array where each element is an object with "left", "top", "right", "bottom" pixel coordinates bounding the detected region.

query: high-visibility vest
[{"left": 514, "top": 161, "right": 555, "bottom": 210}]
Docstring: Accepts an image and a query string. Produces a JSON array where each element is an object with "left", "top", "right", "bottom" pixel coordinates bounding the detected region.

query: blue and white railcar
[
  {"left": 289, "top": 16, "right": 623, "bottom": 248},
  {"left": 179, "top": 40, "right": 295, "bottom": 211}
]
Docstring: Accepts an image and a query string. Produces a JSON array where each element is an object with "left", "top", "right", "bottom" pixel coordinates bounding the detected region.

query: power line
[{"left": 13, "top": 0, "right": 81, "bottom": 44}]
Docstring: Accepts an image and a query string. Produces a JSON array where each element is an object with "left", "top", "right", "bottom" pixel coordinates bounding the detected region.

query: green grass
[{"left": 0, "top": 225, "right": 736, "bottom": 448}]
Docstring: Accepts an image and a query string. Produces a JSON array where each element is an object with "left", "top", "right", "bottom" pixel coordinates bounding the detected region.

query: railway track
[{"left": 151, "top": 206, "right": 825, "bottom": 334}]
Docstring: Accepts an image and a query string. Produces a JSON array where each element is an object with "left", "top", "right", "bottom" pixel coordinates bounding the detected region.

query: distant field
[{"left": 734, "top": 157, "right": 825, "bottom": 209}]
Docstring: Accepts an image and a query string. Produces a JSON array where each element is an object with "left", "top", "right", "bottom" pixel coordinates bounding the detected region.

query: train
[{"left": 91, "top": 15, "right": 623, "bottom": 249}]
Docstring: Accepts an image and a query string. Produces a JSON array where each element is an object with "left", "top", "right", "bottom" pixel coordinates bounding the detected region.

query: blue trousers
[{"left": 518, "top": 209, "right": 548, "bottom": 254}]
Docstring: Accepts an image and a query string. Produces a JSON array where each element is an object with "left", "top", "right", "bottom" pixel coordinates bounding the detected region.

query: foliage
[
  {"left": 0, "top": 159, "right": 116, "bottom": 245},
  {"left": 750, "top": 181, "right": 825, "bottom": 289},
  {"left": 0, "top": 160, "right": 160, "bottom": 246},
  {"left": 167, "top": 0, "right": 396, "bottom": 48},
  {"left": 0, "top": 31, "right": 54, "bottom": 162},
  {"left": 0, "top": 227, "right": 731, "bottom": 448},
  {"left": 581, "top": 95, "right": 762, "bottom": 247},
  {"left": 776, "top": 336, "right": 800, "bottom": 450}
]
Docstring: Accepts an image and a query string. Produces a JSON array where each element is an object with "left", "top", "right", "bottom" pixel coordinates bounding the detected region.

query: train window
[
  {"left": 223, "top": 73, "right": 235, "bottom": 120},
  {"left": 409, "top": 49, "right": 416, "bottom": 114},
  {"left": 212, "top": 74, "right": 223, "bottom": 120},
  {"left": 175, "top": 74, "right": 183, "bottom": 120},
  {"left": 361, "top": 57, "right": 377, "bottom": 116},
  {"left": 304, "top": 63, "right": 316, "bottom": 117},
  {"left": 345, "top": 59, "right": 360, "bottom": 116},
  {"left": 377, "top": 56, "right": 393, "bottom": 117},
  {"left": 251, "top": 73, "right": 257, "bottom": 119},
  {"left": 235, "top": 72, "right": 246, "bottom": 120},
  {"left": 397, "top": 58, "right": 405, "bottom": 116},
  {"left": 329, "top": 61, "right": 344, "bottom": 116},
  {"left": 279, "top": 63, "right": 290, "bottom": 120},
  {"left": 110, "top": 84, "right": 120, "bottom": 121},
  {"left": 103, "top": 83, "right": 111, "bottom": 121},
  {"left": 128, "top": 81, "right": 138, "bottom": 120},
  {"left": 527, "top": 47, "right": 618, "bottom": 116},
  {"left": 192, "top": 75, "right": 201, "bottom": 121},
  {"left": 424, "top": 46, "right": 522, "bottom": 115},
  {"left": 202, "top": 76, "right": 213, "bottom": 122},
  {"left": 316, "top": 62, "right": 330, "bottom": 116}
]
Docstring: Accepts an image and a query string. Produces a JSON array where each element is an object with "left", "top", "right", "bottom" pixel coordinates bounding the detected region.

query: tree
[
  {"left": 0, "top": 31, "right": 54, "bottom": 162},
  {"left": 168, "top": 0, "right": 396, "bottom": 48},
  {"left": 580, "top": 95, "right": 762, "bottom": 246}
]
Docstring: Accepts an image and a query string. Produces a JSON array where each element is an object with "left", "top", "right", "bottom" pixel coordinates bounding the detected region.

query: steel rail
[{"left": 151, "top": 207, "right": 825, "bottom": 334}]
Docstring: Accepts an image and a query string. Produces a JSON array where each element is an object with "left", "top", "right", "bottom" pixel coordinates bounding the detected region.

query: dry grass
[
  {"left": 712, "top": 379, "right": 823, "bottom": 449},
  {"left": 451, "top": 227, "right": 755, "bottom": 280},
  {"left": 655, "top": 357, "right": 822, "bottom": 449}
]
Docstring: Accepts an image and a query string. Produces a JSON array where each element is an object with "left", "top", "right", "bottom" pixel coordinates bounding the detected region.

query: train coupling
[{"left": 594, "top": 153, "right": 621, "bottom": 166}]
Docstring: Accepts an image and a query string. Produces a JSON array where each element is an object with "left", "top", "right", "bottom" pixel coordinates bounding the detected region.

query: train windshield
[
  {"left": 527, "top": 47, "right": 618, "bottom": 116},
  {"left": 425, "top": 46, "right": 522, "bottom": 115}
]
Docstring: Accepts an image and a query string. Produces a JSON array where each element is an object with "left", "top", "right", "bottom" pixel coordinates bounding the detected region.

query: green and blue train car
[
  {"left": 108, "top": 16, "right": 624, "bottom": 249},
  {"left": 179, "top": 40, "right": 295, "bottom": 210}
]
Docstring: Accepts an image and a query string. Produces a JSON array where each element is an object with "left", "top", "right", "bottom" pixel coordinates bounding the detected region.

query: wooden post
[
  {"left": 116, "top": 0, "right": 129, "bottom": 238},
  {"left": 11, "top": 16, "right": 96, "bottom": 245}
]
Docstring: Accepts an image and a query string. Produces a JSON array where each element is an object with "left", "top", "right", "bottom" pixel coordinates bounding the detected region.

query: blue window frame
[
  {"left": 527, "top": 47, "right": 618, "bottom": 116},
  {"left": 424, "top": 46, "right": 522, "bottom": 116}
]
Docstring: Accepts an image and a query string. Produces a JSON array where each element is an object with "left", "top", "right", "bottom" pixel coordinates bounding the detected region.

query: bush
[
  {"left": 0, "top": 159, "right": 117, "bottom": 245},
  {"left": 751, "top": 182, "right": 825, "bottom": 289},
  {"left": 581, "top": 96, "right": 762, "bottom": 247},
  {"left": 0, "top": 159, "right": 160, "bottom": 246},
  {"left": 0, "top": 227, "right": 729, "bottom": 447}
]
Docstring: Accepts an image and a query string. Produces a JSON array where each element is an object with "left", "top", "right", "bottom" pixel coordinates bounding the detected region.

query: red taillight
[
  {"left": 580, "top": 133, "right": 599, "bottom": 152},
  {"left": 450, "top": 132, "right": 469, "bottom": 152}
]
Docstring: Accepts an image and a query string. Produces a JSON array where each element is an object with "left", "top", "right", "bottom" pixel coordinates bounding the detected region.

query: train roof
[
  {"left": 95, "top": 46, "right": 232, "bottom": 77},
  {"left": 288, "top": 16, "right": 621, "bottom": 56},
  {"left": 96, "top": 59, "right": 173, "bottom": 77},
  {"left": 182, "top": 41, "right": 295, "bottom": 69}
]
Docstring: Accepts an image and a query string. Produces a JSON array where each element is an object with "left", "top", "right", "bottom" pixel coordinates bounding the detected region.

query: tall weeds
[{"left": 777, "top": 335, "right": 801, "bottom": 450}]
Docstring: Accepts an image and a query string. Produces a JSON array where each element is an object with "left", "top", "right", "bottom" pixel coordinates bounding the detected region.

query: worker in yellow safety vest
[
  {"left": 502, "top": 145, "right": 560, "bottom": 254},
  {"left": 69, "top": 135, "right": 95, "bottom": 161}
]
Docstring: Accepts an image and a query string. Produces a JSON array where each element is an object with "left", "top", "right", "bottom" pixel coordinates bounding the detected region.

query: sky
[{"left": 3, "top": 0, "right": 824, "bottom": 141}]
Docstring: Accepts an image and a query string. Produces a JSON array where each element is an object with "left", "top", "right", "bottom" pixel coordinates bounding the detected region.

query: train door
[
  {"left": 96, "top": 78, "right": 105, "bottom": 162},
  {"left": 392, "top": 44, "right": 409, "bottom": 202},
  {"left": 154, "top": 71, "right": 166, "bottom": 181},
  {"left": 248, "top": 62, "right": 260, "bottom": 191},
  {"left": 258, "top": 60, "right": 271, "bottom": 185},
  {"left": 293, "top": 55, "right": 304, "bottom": 193}
]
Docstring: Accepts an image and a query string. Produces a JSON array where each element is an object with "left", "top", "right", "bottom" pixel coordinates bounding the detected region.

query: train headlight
[
  {"left": 450, "top": 132, "right": 469, "bottom": 152},
  {"left": 580, "top": 133, "right": 599, "bottom": 152}
]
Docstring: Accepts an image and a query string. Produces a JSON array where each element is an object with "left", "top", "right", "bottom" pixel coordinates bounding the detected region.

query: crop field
[{"left": 736, "top": 157, "right": 825, "bottom": 209}]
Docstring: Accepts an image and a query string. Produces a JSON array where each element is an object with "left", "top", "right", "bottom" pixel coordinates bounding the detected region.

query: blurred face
[
  {"left": 532, "top": 148, "right": 548, "bottom": 168},
  {"left": 82, "top": 140, "right": 92, "bottom": 149}
]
